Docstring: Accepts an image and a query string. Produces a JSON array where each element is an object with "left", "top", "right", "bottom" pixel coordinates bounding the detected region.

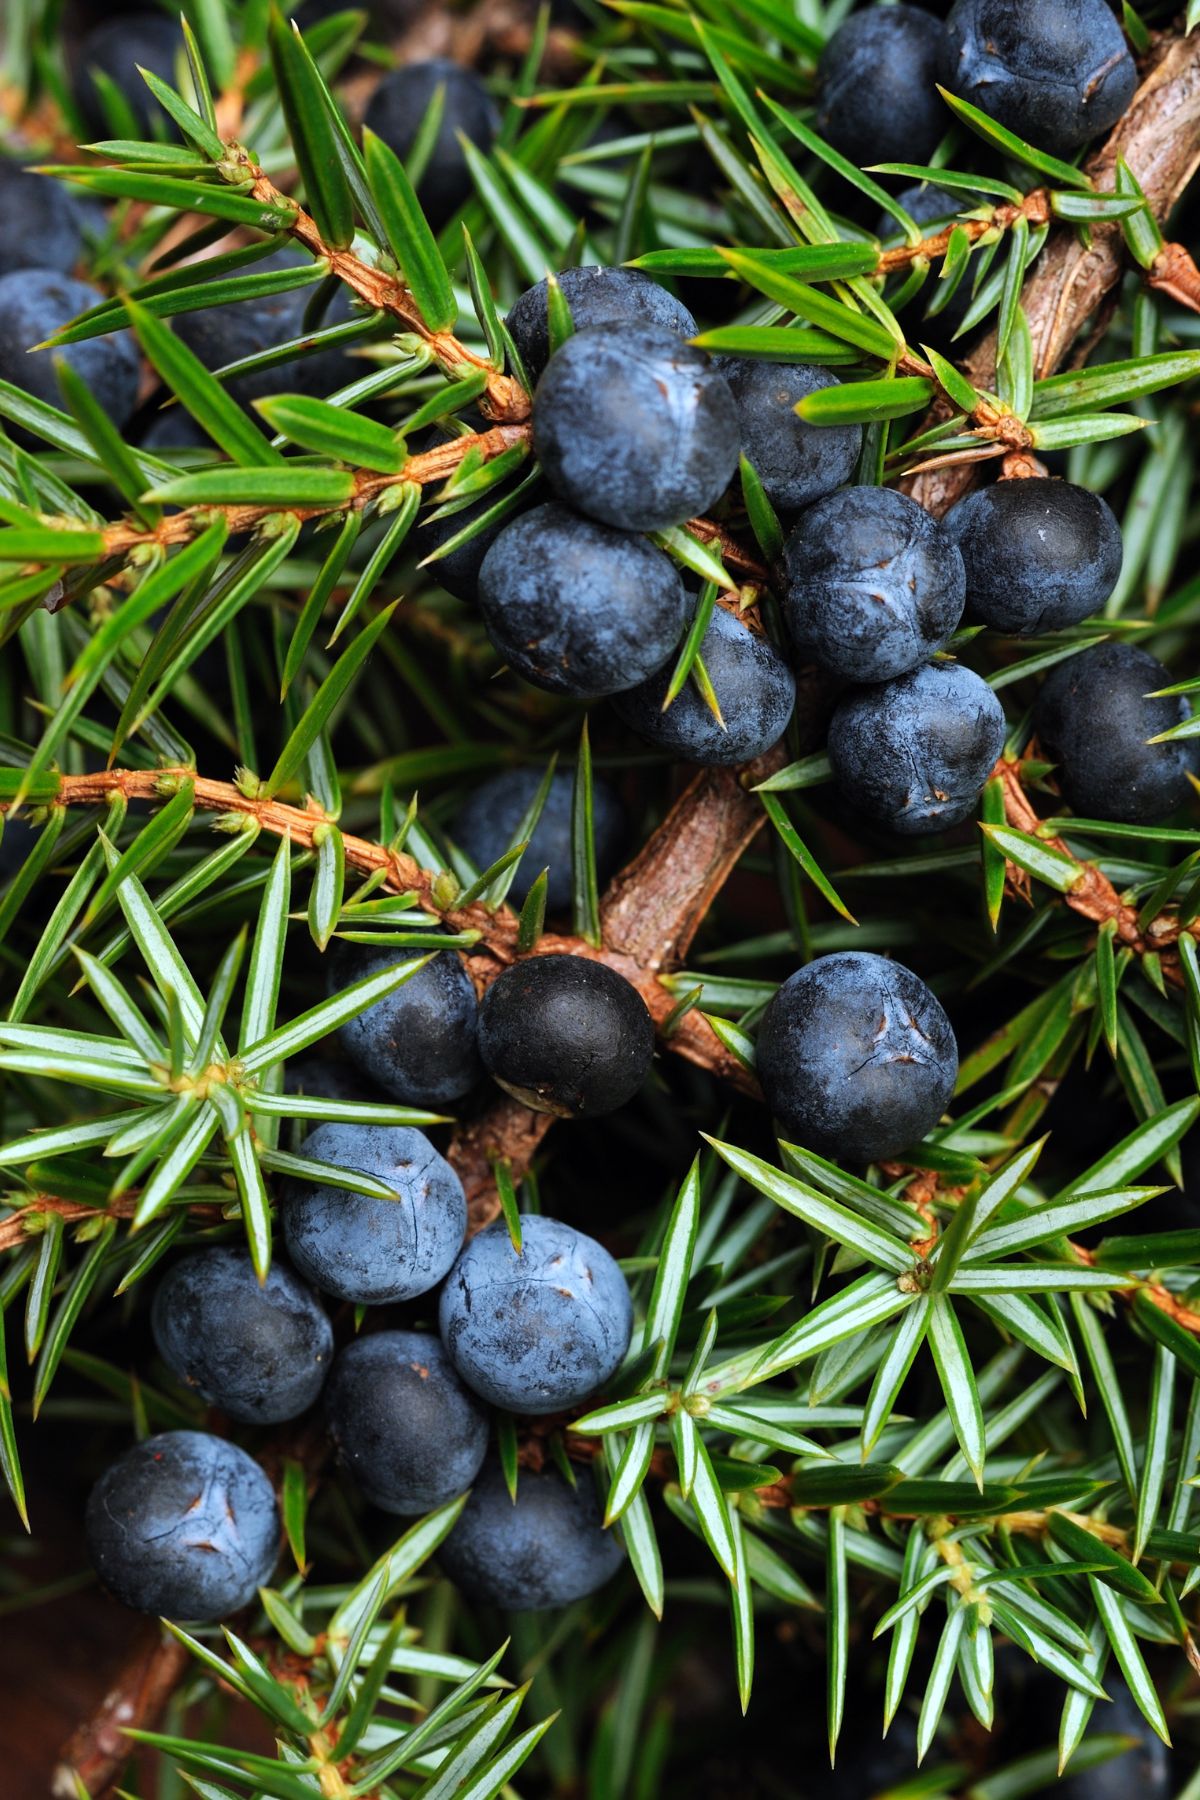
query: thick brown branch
[
  {"left": 446, "top": 756, "right": 777, "bottom": 1215},
  {"left": 52, "top": 1625, "right": 190, "bottom": 1800},
  {"left": 906, "top": 27, "right": 1200, "bottom": 517},
  {"left": 451, "top": 1099, "right": 558, "bottom": 1235},
  {"left": 601, "top": 755, "right": 780, "bottom": 972}
]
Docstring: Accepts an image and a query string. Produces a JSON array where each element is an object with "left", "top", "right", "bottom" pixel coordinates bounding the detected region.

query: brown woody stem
[
  {"left": 448, "top": 755, "right": 779, "bottom": 1216},
  {"left": 991, "top": 755, "right": 1197, "bottom": 966},
  {"left": 52, "top": 1626, "right": 190, "bottom": 1799},
  {"left": 992, "top": 756, "right": 1141, "bottom": 939},
  {"left": 905, "top": 26, "right": 1200, "bottom": 518},
  {"left": 3, "top": 754, "right": 772, "bottom": 1233},
  {"left": 3, "top": 767, "right": 521, "bottom": 962},
  {"left": 1148, "top": 239, "right": 1200, "bottom": 312},
  {"left": 0, "top": 1193, "right": 222, "bottom": 1255},
  {"left": 98, "top": 423, "right": 531, "bottom": 559},
  {"left": 876, "top": 188, "right": 1052, "bottom": 275},
  {"left": 235, "top": 156, "right": 530, "bottom": 424}
]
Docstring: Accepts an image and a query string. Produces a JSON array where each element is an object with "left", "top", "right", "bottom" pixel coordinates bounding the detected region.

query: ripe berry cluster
[
  {"left": 4, "top": 27, "right": 1189, "bottom": 838},
  {"left": 816, "top": 0, "right": 1136, "bottom": 164},
  {"left": 87, "top": 946, "right": 651, "bottom": 1618},
  {"left": 41, "top": 7, "right": 1194, "bottom": 1651},
  {"left": 89, "top": 1134, "right": 634, "bottom": 1616},
  {"left": 477, "top": 252, "right": 1193, "bottom": 843}
]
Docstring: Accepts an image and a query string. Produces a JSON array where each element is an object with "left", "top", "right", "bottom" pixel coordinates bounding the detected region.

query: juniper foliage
[{"left": 2, "top": 0, "right": 1200, "bottom": 1794}]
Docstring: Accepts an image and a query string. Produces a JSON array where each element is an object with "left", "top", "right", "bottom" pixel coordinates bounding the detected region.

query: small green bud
[{"left": 432, "top": 868, "right": 461, "bottom": 909}]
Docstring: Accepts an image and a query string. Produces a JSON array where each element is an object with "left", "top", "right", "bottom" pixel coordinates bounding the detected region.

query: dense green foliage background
[{"left": 4, "top": 0, "right": 1200, "bottom": 1793}]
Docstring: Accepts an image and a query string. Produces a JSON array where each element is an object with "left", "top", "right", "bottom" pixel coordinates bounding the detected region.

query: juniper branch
[
  {"left": 98, "top": 423, "right": 531, "bottom": 558},
  {"left": 906, "top": 25, "right": 1200, "bottom": 517},
  {"left": 876, "top": 187, "right": 1052, "bottom": 275},
  {"left": 20, "top": 430, "right": 753, "bottom": 610},
  {"left": 227, "top": 152, "right": 529, "bottom": 423},
  {"left": 4, "top": 765, "right": 522, "bottom": 957},
  {"left": 992, "top": 754, "right": 1199, "bottom": 965},
  {"left": 1, "top": 759, "right": 764, "bottom": 1095},
  {"left": 0, "top": 1193, "right": 222, "bottom": 1254}
]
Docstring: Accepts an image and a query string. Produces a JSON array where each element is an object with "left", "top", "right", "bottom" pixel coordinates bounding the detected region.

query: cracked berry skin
[
  {"left": 151, "top": 1249, "right": 333, "bottom": 1425},
  {"left": 0, "top": 160, "right": 84, "bottom": 279},
  {"left": 453, "top": 768, "right": 626, "bottom": 912},
  {"left": 940, "top": 0, "right": 1136, "bottom": 157},
  {"left": 364, "top": 59, "right": 499, "bottom": 225},
  {"left": 85, "top": 1430, "right": 280, "bottom": 1622},
  {"left": 507, "top": 265, "right": 697, "bottom": 382},
  {"left": 1034, "top": 643, "right": 1199, "bottom": 824},
  {"left": 816, "top": 5, "right": 947, "bottom": 166},
  {"left": 0, "top": 270, "right": 139, "bottom": 438},
  {"left": 478, "top": 502, "right": 688, "bottom": 699},
  {"left": 174, "top": 250, "right": 355, "bottom": 412},
  {"left": 477, "top": 954, "right": 655, "bottom": 1120},
  {"left": 614, "top": 602, "right": 796, "bottom": 767},
  {"left": 783, "top": 487, "right": 966, "bottom": 683},
  {"left": 719, "top": 359, "right": 861, "bottom": 515},
  {"left": 75, "top": 13, "right": 184, "bottom": 137},
  {"left": 325, "top": 1330, "right": 489, "bottom": 1515},
  {"left": 945, "top": 478, "right": 1123, "bottom": 634},
  {"left": 438, "top": 1456, "right": 624, "bottom": 1610},
  {"left": 282, "top": 1124, "right": 467, "bottom": 1305},
  {"left": 328, "top": 940, "right": 481, "bottom": 1108},
  {"left": 757, "top": 952, "right": 958, "bottom": 1163},
  {"left": 828, "top": 662, "right": 1005, "bottom": 835},
  {"left": 534, "top": 325, "right": 741, "bottom": 533},
  {"left": 439, "top": 1215, "right": 634, "bottom": 1415}
]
